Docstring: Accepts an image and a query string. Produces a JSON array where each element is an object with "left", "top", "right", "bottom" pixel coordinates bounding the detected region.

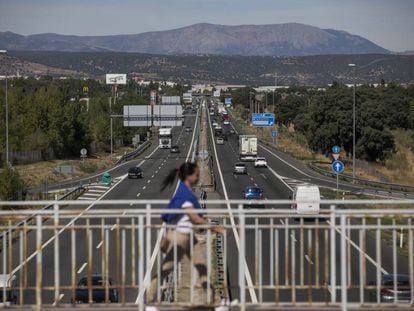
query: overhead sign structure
[
  {"left": 224, "top": 97, "right": 232, "bottom": 106},
  {"left": 213, "top": 90, "right": 221, "bottom": 98},
  {"left": 252, "top": 113, "right": 275, "bottom": 127},
  {"left": 153, "top": 105, "right": 183, "bottom": 127},
  {"left": 106, "top": 74, "right": 127, "bottom": 85},
  {"left": 123, "top": 105, "right": 152, "bottom": 127},
  {"left": 161, "top": 96, "right": 181, "bottom": 105}
]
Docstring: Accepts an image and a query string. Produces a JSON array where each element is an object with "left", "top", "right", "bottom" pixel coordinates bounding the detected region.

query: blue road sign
[
  {"left": 272, "top": 131, "right": 279, "bottom": 139},
  {"left": 332, "top": 145, "right": 341, "bottom": 154},
  {"left": 252, "top": 113, "right": 275, "bottom": 127},
  {"left": 332, "top": 160, "right": 345, "bottom": 173},
  {"left": 224, "top": 98, "right": 232, "bottom": 106}
]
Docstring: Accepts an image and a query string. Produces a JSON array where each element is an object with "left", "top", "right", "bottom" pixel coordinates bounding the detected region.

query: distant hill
[
  {"left": 7, "top": 51, "right": 413, "bottom": 85},
  {"left": 0, "top": 23, "right": 388, "bottom": 56}
]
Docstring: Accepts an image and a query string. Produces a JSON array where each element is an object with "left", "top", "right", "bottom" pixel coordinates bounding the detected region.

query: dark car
[
  {"left": 73, "top": 274, "right": 118, "bottom": 304},
  {"left": 369, "top": 274, "right": 411, "bottom": 303},
  {"left": 243, "top": 186, "right": 264, "bottom": 208},
  {"left": 170, "top": 145, "right": 180, "bottom": 153},
  {"left": 128, "top": 166, "right": 143, "bottom": 179}
]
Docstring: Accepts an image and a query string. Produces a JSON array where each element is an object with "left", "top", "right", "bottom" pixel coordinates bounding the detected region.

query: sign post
[
  {"left": 80, "top": 148, "right": 87, "bottom": 166},
  {"left": 271, "top": 130, "right": 279, "bottom": 145},
  {"left": 332, "top": 160, "right": 344, "bottom": 192}
]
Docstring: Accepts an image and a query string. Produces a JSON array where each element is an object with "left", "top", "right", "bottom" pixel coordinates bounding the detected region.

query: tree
[
  {"left": 0, "top": 166, "right": 26, "bottom": 201},
  {"left": 356, "top": 127, "right": 395, "bottom": 162}
]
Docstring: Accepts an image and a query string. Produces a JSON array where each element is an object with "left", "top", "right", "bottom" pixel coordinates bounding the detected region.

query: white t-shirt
[{"left": 176, "top": 201, "right": 193, "bottom": 234}]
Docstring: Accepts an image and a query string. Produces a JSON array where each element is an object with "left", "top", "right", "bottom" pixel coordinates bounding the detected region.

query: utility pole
[
  {"left": 348, "top": 63, "right": 357, "bottom": 180},
  {"left": 0, "top": 50, "right": 9, "bottom": 166}
]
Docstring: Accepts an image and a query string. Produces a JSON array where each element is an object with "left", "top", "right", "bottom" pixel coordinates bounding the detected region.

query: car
[
  {"left": 223, "top": 120, "right": 230, "bottom": 125},
  {"left": 73, "top": 274, "right": 118, "bottom": 303},
  {"left": 128, "top": 166, "right": 143, "bottom": 179},
  {"left": 291, "top": 185, "right": 320, "bottom": 215},
  {"left": 229, "top": 129, "right": 235, "bottom": 134},
  {"left": 233, "top": 163, "right": 247, "bottom": 174},
  {"left": 0, "top": 274, "right": 17, "bottom": 304},
  {"left": 254, "top": 157, "right": 267, "bottom": 168},
  {"left": 369, "top": 274, "right": 411, "bottom": 303},
  {"left": 210, "top": 111, "right": 215, "bottom": 116},
  {"left": 170, "top": 145, "right": 180, "bottom": 153},
  {"left": 212, "top": 122, "right": 218, "bottom": 128},
  {"left": 216, "top": 137, "right": 224, "bottom": 145},
  {"left": 185, "top": 126, "right": 192, "bottom": 132},
  {"left": 243, "top": 186, "right": 264, "bottom": 208}
]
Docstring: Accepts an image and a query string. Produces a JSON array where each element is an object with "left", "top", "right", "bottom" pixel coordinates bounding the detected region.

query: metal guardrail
[
  {"left": 0, "top": 200, "right": 413, "bottom": 310},
  {"left": 308, "top": 162, "right": 414, "bottom": 193},
  {"left": 115, "top": 141, "right": 151, "bottom": 165}
]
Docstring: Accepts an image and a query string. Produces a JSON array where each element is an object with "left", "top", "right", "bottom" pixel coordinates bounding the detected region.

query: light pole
[
  {"left": 0, "top": 50, "right": 9, "bottom": 166},
  {"left": 348, "top": 63, "right": 356, "bottom": 180}
]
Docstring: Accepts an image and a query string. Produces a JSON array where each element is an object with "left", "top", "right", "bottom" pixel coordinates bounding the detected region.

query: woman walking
[{"left": 146, "top": 162, "right": 225, "bottom": 310}]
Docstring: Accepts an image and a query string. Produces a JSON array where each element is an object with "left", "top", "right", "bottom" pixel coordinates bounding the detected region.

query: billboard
[
  {"left": 213, "top": 90, "right": 221, "bottom": 98},
  {"left": 153, "top": 105, "right": 183, "bottom": 127},
  {"left": 106, "top": 74, "right": 127, "bottom": 85},
  {"left": 161, "top": 96, "right": 181, "bottom": 105},
  {"left": 150, "top": 91, "right": 156, "bottom": 106},
  {"left": 123, "top": 105, "right": 152, "bottom": 126}
]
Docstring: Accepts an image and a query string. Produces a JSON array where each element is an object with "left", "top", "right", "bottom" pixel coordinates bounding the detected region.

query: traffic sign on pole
[
  {"left": 332, "top": 160, "right": 344, "bottom": 173},
  {"left": 271, "top": 131, "right": 279, "bottom": 139},
  {"left": 252, "top": 113, "right": 275, "bottom": 127},
  {"left": 332, "top": 145, "right": 341, "bottom": 154},
  {"left": 332, "top": 153, "right": 340, "bottom": 161}
]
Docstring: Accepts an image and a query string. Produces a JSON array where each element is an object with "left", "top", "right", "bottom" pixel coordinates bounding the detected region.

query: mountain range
[{"left": 0, "top": 23, "right": 388, "bottom": 56}]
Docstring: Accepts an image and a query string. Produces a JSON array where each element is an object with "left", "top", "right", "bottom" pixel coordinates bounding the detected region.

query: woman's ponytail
[{"left": 161, "top": 168, "right": 178, "bottom": 191}]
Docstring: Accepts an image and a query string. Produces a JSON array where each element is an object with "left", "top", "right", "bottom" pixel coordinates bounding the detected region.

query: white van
[{"left": 291, "top": 185, "right": 320, "bottom": 215}]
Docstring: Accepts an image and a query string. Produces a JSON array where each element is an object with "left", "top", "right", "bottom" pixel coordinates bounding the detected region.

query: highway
[
  {"left": 1, "top": 113, "right": 199, "bottom": 305},
  {"left": 0, "top": 103, "right": 412, "bottom": 309}
]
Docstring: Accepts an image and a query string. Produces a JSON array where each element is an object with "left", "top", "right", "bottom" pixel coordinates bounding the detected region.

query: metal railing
[
  {"left": 115, "top": 140, "right": 151, "bottom": 165},
  {"left": 0, "top": 200, "right": 413, "bottom": 310}
]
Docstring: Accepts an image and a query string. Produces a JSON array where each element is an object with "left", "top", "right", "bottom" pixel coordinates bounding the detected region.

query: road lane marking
[
  {"left": 111, "top": 224, "right": 117, "bottom": 231},
  {"left": 143, "top": 186, "right": 146, "bottom": 190},
  {"left": 155, "top": 171, "right": 158, "bottom": 174},
  {"left": 137, "top": 111, "right": 199, "bottom": 304},
  {"left": 96, "top": 241, "right": 103, "bottom": 249},
  {"left": 136, "top": 193, "right": 141, "bottom": 197},
  {"left": 10, "top": 145, "right": 162, "bottom": 277},
  {"left": 280, "top": 219, "right": 285, "bottom": 225},
  {"left": 151, "top": 175, "right": 154, "bottom": 178},
  {"left": 77, "top": 262, "right": 87, "bottom": 274},
  {"left": 260, "top": 173, "right": 267, "bottom": 180},
  {"left": 147, "top": 180, "right": 151, "bottom": 184},
  {"left": 53, "top": 293, "right": 65, "bottom": 306}
]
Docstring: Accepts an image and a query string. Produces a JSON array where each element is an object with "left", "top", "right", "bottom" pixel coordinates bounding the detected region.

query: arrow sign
[
  {"left": 332, "top": 160, "right": 344, "bottom": 173},
  {"left": 272, "top": 131, "right": 279, "bottom": 139}
]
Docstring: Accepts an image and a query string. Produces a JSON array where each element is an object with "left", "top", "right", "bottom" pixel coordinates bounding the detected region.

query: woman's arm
[{"left": 185, "top": 205, "right": 226, "bottom": 235}]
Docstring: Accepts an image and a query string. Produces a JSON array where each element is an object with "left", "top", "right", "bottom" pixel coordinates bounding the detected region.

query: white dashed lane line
[
  {"left": 147, "top": 180, "right": 151, "bottom": 184},
  {"left": 142, "top": 186, "right": 146, "bottom": 190},
  {"left": 136, "top": 193, "right": 141, "bottom": 197},
  {"left": 77, "top": 263, "right": 87, "bottom": 274},
  {"left": 96, "top": 241, "right": 103, "bottom": 249}
]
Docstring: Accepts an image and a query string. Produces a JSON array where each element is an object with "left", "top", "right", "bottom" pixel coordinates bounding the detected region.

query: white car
[
  {"left": 212, "top": 122, "right": 218, "bottom": 128},
  {"left": 254, "top": 157, "right": 267, "bottom": 168},
  {"left": 216, "top": 137, "right": 224, "bottom": 145},
  {"left": 223, "top": 120, "right": 230, "bottom": 125}
]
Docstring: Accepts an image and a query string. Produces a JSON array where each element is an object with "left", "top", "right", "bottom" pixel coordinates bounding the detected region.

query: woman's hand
[{"left": 212, "top": 225, "right": 226, "bottom": 236}]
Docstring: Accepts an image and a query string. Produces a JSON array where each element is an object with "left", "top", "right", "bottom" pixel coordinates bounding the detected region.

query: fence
[{"left": 0, "top": 200, "right": 413, "bottom": 310}]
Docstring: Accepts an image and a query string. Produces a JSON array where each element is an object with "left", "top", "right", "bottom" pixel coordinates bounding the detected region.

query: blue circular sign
[
  {"left": 332, "top": 160, "right": 345, "bottom": 173},
  {"left": 332, "top": 145, "right": 341, "bottom": 154}
]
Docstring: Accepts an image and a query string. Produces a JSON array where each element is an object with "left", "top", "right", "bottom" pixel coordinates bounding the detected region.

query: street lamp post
[
  {"left": 0, "top": 50, "right": 9, "bottom": 166},
  {"left": 348, "top": 63, "right": 356, "bottom": 180}
]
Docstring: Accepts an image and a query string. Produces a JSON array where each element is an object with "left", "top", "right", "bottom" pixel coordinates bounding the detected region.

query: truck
[
  {"left": 217, "top": 102, "right": 226, "bottom": 114},
  {"left": 239, "top": 135, "right": 257, "bottom": 161},
  {"left": 159, "top": 127, "right": 172, "bottom": 149}
]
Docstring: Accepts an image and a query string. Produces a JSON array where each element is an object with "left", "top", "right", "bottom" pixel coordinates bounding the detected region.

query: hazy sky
[{"left": 0, "top": 0, "right": 413, "bottom": 51}]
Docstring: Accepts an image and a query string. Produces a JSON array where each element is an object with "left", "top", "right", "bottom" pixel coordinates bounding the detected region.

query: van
[{"left": 291, "top": 185, "right": 320, "bottom": 215}]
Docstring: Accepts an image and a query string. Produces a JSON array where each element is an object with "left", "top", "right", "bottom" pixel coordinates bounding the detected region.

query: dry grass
[{"left": 15, "top": 147, "right": 134, "bottom": 189}]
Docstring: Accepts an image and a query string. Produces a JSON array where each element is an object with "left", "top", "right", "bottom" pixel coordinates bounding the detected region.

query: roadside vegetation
[{"left": 230, "top": 83, "right": 414, "bottom": 185}]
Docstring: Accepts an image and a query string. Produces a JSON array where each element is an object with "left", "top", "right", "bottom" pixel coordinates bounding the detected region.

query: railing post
[
  {"left": 330, "top": 204, "right": 336, "bottom": 303},
  {"left": 238, "top": 204, "right": 246, "bottom": 311},
  {"left": 340, "top": 214, "right": 348, "bottom": 311},
  {"left": 53, "top": 203, "right": 60, "bottom": 306},
  {"left": 36, "top": 215, "right": 42, "bottom": 311}
]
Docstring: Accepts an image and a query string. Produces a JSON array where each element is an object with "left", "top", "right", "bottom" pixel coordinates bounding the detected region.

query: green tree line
[{"left": 231, "top": 83, "right": 414, "bottom": 162}]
